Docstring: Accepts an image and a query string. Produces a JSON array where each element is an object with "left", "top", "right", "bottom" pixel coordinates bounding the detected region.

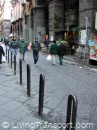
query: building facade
[
  {"left": 10, "top": 0, "right": 97, "bottom": 66},
  {"left": 48, "top": 0, "right": 97, "bottom": 41},
  {"left": 11, "top": 0, "right": 48, "bottom": 43},
  {"left": 0, "top": 0, "right": 12, "bottom": 38},
  {"left": 48, "top": 0, "right": 97, "bottom": 63},
  {"left": 10, "top": 0, "right": 23, "bottom": 40},
  {"left": 1, "top": 0, "right": 97, "bottom": 43}
]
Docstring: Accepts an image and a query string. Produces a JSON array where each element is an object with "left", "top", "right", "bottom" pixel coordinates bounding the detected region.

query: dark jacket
[
  {"left": 32, "top": 41, "right": 41, "bottom": 52},
  {"left": 19, "top": 40, "right": 27, "bottom": 54},
  {"left": 58, "top": 43, "right": 66, "bottom": 57},
  {"left": 44, "top": 39, "right": 49, "bottom": 47},
  {"left": 50, "top": 43, "right": 58, "bottom": 55},
  {"left": 0, "top": 45, "right": 4, "bottom": 64},
  {"left": 9, "top": 40, "right": 18, "bottom": 49}
]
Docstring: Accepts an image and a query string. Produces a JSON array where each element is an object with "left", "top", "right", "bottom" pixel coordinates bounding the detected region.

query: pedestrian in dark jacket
[
  {"left": 29, "top": 38, "right": 41, "bottom": 66},
  {"left": 19, "top": 38, "right": 27, "bottom": 61},
  {"left": 0, "top": 44, "right": 5, "bottom": 67},
  {"left": 49, "top": 40, "right": 58, "bottom": 65},
  {"left": 58, "top": 41, "right": 66, "bottom": 65},
  {"left": 9, "top": 36, "right": 18, "bottom": 62},
  {"left": 44, "top": 38, "right": 49, "bottom": 51}
]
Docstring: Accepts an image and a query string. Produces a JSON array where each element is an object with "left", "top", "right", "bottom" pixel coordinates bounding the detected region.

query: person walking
[
  {"left": 49, "top": 40, "right": 58, "bottom": 65},
  {"left": 0, "top": 43, "right": 5, "bottom": 68},
  {"left": 58, "top": 41, "right": 66, "bottom": 65},
  {"left": 29, "top": 38, "right": 41, "bottom": 66},
  {"left": 44, "top": 38, "right": 49, "bottom": 52},
  {"left": 0, "top": 39, "right": 6, "bottom": 62},
  {"left": 9, "top": 36, "right": 18, "bottom": 62},
  {"left": 19, "top": 37, "right": 27, "bottom": 61},
  {"left": 74, "top": 37, "right": 78, "bottom": 55}
]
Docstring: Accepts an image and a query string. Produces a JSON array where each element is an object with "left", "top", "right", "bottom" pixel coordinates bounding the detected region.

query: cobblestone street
[{"left": 0, "top": 51, "right": 97, "bottom": 130}]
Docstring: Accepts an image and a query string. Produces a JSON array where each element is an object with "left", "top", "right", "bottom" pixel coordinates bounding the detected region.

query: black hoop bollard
[
  {"left": 14, "top": 55, "right": 16, "bottom": 75},
  {"left": 19, "top": 59, "right": 22, "bottom": 84},
  {"left": 8, "top": 50, "right": 9, "bottom": 63},
  {"left": 38, "top": 73, "right": 45, "bottom": 117},
  {"left": 27, "top": 64, "right": 31, "bottom": 97},
  {"left": 11, "top": 52, "right": 12, "bottom": 67},
  {"left": 66, "top": 94, "right": 78, "bottom": 130}
]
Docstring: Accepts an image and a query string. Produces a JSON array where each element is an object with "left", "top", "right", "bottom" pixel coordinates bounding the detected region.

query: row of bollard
[
  {"left": 6, "top": 49, "right": 45, "bottom": 116},
  {"left": 6, "top": 49, "right": 78, "bottom": 130}
]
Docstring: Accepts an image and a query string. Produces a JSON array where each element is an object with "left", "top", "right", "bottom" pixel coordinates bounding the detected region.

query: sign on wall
[
  {"left": 80, "top": 30, "right": 86, "bottom": 45},
  {"left": 95, "top": 13, "right": 97, "bottom": 30}
]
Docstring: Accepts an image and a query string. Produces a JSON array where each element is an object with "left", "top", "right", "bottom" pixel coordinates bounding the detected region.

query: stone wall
[
  {"left": 48, "top": 0, "right": 64, "bottom": 41},
  {"left": 33, "top": 7, "right": 46, "bottom": 43},
  {"left": 55, "top": 0, "right": 64, "bottom": 29},
  {"left": 79, "top": 0, "right": 97, "bottom": 39},
  {"left": 49, "top": 0, "right": 55, "bottom": 41}
]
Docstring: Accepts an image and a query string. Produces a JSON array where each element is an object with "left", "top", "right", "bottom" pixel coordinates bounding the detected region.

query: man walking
[
  {"left": 9, "top": 36, "right": 18, "bottom": 62},
  {"left": 44, "top": 37, "right": 49, "bottom": 52},
  {"left": 19, "top": 37, "right": 27, "bottom": 61},
  {"left": 49, "top": 40, "right": 58, "bottom": 65},
  {"left": 30, "top": 38, "right": 41, "bottom": 66},
  {"left": 58, "top": 41, "right": 66, "bottom": 65}
]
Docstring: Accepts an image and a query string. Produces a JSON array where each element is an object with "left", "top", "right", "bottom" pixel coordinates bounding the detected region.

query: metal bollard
[
  {"left": 66, "top": 94, "right": 78, "bottom": 130},
  {"left": 11, "top": 52, "right": 12, "bottom": 67},
  {"left": 6, "top": 48, "right": 7, "bottom": 60},
  {"left": 38, "top": 73, "right": 45, "bottom": 117},
  {"left": 8, "top": 50, "right": 9, "bottom": 63},
  {"left": 14, "top": 55, "right": 16, "bottom": 75},
  {"left": 27, "top": 64, "right": 31, "bottom": 97},
  {"left": 19, "top": 59, "right": 22, "bottom": 84}
]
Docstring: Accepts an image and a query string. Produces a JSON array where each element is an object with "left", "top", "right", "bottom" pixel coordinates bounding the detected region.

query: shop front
[
  {"left": 88, "top": 36, "right": 97, "bottom": 65},
  {"left": 64, "top": 0, "right": 79, "bottom": 55},
  {"left": 75, "top": 33, "right": 97, "bottom": 67},
  {"left": 64, "top": 26, "right": 78, "bottom": 55}
]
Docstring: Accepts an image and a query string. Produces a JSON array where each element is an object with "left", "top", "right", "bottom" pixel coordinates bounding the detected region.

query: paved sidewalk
[{"left": 0, "top": 63, "right": 43, "bottom": 130}]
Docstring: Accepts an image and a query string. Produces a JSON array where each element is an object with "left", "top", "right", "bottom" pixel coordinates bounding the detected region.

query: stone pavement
[
  {"left": 0, "top": 51, "right": 97, "bottom": 130},
  {"left": 0, "top": 63, "right": 43, "bottom": 130}
]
